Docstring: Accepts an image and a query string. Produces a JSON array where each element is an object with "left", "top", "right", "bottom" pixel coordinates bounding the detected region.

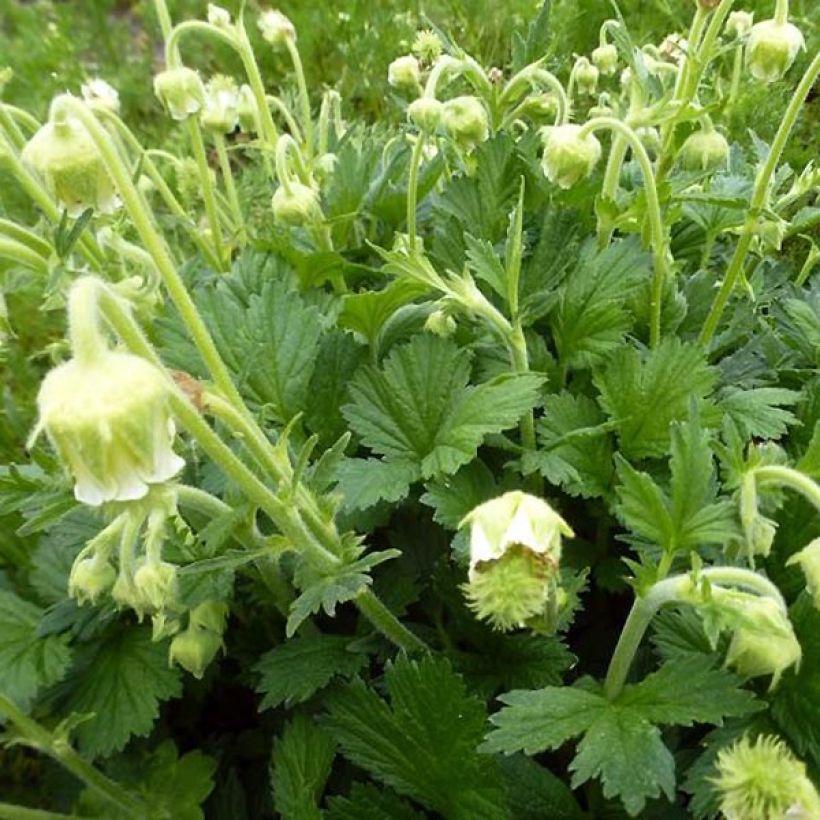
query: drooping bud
[
  {"left": 412, "top": 29, "right": 442, "bottom": 63},
  {"left": 723, "top": 594, "right": 801, "bottom": 687},
  {"left": 591, "top": 44, "right": 618, "bottom": 75},
  {"left": 424, "top": 309, "right": 456, "bottom": 337},
  {"left": 69, "top": 554, "right": 117, "bottom": 605},
  {"left": 459, "top": 491, "right": 573, "bottom": 631},
  {"left": 726, "top": 11, "right": 754, "bottom": 39},
  {"left": 207, "top": 3, "right": 232, "bottom": 28},
  {"left": 200, "top": 75, "right": 239, "bottom": 134},
  {"left": 22, "top": 115, "right": 118, "bottom": 217},
  {"left": 33, "top": 350, "right": 185, "bottom": 506},
  {"left": 81, "top": 78, "right": 120, "bottom": 114},
  {"left": 236, "top": 84, "right": 258, "bottom": 133},
  {"left": 637, "top": 126, "right": 662, "bottom": 158},
  {"left": 540, "top": 124, "right": 602, "bottom": 189},
  {"left": 522, "top": 93, "right": 560, "bottom": 120},
  {"left": 746, "top": 20, "right": 805, "bottom": 83},
  {"left": 388, "top": 55, "right": 421, "bottom": 91},
  {"left": 440, "top": 96, "right": 489, "bottom": 148},
  {"left": 712, "top": 735, "right": 820, "bottom": 820},
  {"left": 787, "top": 538, "right": 820, "bottom": 609},
  {"left": 407, "top": 97, "right": 444, "bottom": 132},
  {"left": 132, "top": 557, "right": 178, "bottom": 613},
  {"left": 271, "top": 181, "right": 322, "bottom": 226},
  {"left": 573, "top": 56, "right": 599, "bottom": 96},
  {"left": 257, "top": 9, "right": 296, "bottom": 48},
  {"left": 679, "top": 127, "right": 730, "bottom": 172},
  {"left": 153, "top": 67, "right": 205, "bottom": 121},
  {"left": 168, "top": 601, "right": 228, "bottom": 678}
]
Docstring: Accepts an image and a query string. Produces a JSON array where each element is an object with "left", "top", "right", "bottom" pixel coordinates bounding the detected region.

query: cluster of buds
[
  {"left": 169, "top": 600, "right": 228, "bottom": 678},
  {"left": 22, "top": 110, "right": 118, "bottom": 217},
  {"left": 459, "top": 491, "right": 573, "bottom": 631},
  {"left": 713, "top": 735, "right": 820, "bottom": 820},
  {"left": 540, "top": 124, "right": 602, "bottom": 189}
]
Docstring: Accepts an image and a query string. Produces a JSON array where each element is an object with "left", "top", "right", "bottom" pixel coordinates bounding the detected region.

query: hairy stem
[
  {"left": 187, "top": 118, "right": 226, "bottom": 269},
  {"left": 406, "top": 132, "right": 427, "bottom": 253}
]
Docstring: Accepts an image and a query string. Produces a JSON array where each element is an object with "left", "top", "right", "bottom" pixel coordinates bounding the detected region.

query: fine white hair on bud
[
  {"left": 407, "top": 97, "right": 444, "bottom": 132},
  {"left": 746, "top": 19, "right": 805, "bottom": 83},
  {"left": 33, "top": 350, "right": 184, "bottom": 506},
  {"left": 540, "top": 124, "right": 602, "bottom": 189},
  {"left": 573, "top": 56, "right": 599, "bottom": 95},
  {"left": 207, "top": 3, "right": 232, "bottom": 28},
  {"left": 257, "top": 9, "right": 296, "bottom": 48},
  {"left": 22, "top": 114, "right": 119, "bottom": 217},
  {"left": 154, "top": 67, "right": 206, "bottom": 120},
  {"left": 271, "top": 180, "right": 322, "bottom": 226}
]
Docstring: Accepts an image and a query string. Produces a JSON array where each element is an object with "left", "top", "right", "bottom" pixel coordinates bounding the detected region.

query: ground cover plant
[{"left": 0, "top": 0, "right": 818, "bottom": 816}]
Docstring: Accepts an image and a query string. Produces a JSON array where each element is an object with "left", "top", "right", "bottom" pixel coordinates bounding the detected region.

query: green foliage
[
  {"left": 485, "top": 658, "right": 760, "bottom": 816},
  {"left": 324, "top": 656, "right": 509, "bottom": 819}
]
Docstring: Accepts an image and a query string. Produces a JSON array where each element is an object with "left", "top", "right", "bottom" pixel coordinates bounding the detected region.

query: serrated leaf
[
  {"left": 569, "top": 708, "right": 675, "bottom": 816},
  {"left": 323, "top": 656, "right": 508, "bottom": 819},
  {"left": 335, "top": 458, "right": 419, "bottom": 511},
  {"left": 0, "top": 590, "right": 72, "bottom": 709},
  {"left": 720, "top": 387, "right": 800, "bottom": 440},
  {"left": 271, "top": 713, "right": 336, "bottom": 820},
  {"left": 338, "top": 280, "right": 428, "bottom": 348},
  {"left": 255, "top": 634, "right": 368, "bottom": 710},
  {"left": 342, "top": 336, "right": 543, "bottom": 486},
  {"left": 498, "top": 755, "right": 583, "bottom": 820},
  {"left": 615, "top": 417, "right": 738, "bottom": 552},
  {"left": 523, "top": 392, "right": 615, "bottom": 498},
  {"left": 53, "top": 627, "right": 182, "bottom": 757},
  {"left": 464, "top": 234, "right": 508, "bottom": 299},
  {"left": 326, "top": 783, "right": 425, "bottom": 820},
  {"left": 595, "top": 338, "right": 716, "bottom": 459},
  {"left": 552, "top": 237, "right": 650, "bottom": 370},
  {"left": 420, "top": 460, "right": 498, "bottom": 529}
]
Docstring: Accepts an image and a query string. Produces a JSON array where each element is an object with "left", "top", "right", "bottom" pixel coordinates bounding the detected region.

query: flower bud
[
  {"left": 69, "top": 554, "right": 116, "bottom": 605},
  {"left": 388, "top": 55, "right": 421, "bottom": 91},
  {"left": 81, "top": 78, "right": 120, "bottom": 114},
  {"left": 237, "top": 84, "right": 257, "bottom": 133},
  {"left": 756, "top": 215, "right": 788, "bottom": 252},
  {"left": 424, "top": 309, "right": 456, "bottom": 337},
  {"left": 407, "top": 97, "right": 444, "bottom": 132},
  {"left": 272, "top": 181, "right": 322, "bottom": 226},
  {"left": 169, "top": 628, "right": 223, "bottom": 679},
  {"left": 637, "top": 126, "right": 661, "bottom": 158},
  {"left": 746, "top": 20, "right": 805, "bottom": 83},
  {"left": 412, "top": 29, "right": 442, "bottom": 63},
  {"left": 591, "top": 44, "right": 618, "bottom": 75},
  {"left": 726, "top": 11, "right": 754, "bottom": 39},
  {"left": 34, "top": 350, "right": 184, "bottom": 506},
  {"left": 200, "top": 75, "right": 239, "bottom": 134},
  {"left": 679, "top": 128, "right": 730, "bottom": 172},
  {"left": 522, "top": 93, "right": 559, "bottom": 120},
  {"left": 723, "top": 594, "right": 801, "bottom": 687},
  {"left": 459, "top": 491, "right": 573, "bottom": 631},
  {"left": 314, "top": 152, "right": 338, "bottom": 183},
  {"left": 207, "top": 3, "right": 232, "bottom": 28},
  {"left": 132, "top": 558, "right": 178, "bottom": 613},
  {"left": 440, "top": 96, "right": 489, "bottom": 148},
  {"left": 153, "top": 67, "right": 205, "bottom": 121},
  {"left": 540, "top": 124, "right": 602, "bottom": 189},
  {"left": 573, "top": 57, "right": 599, "bottom": 96},
  {"left": 22, "top": 116, "right": 118, "bottom": 217},
  {"left": 189, "top": 600, "right": 229, "bottom": 633},
  {"left": 258, "top": 9, "right": 296, "bottom": 48},
  {"left": 713, "top": 735, "right": 820, "bottom": 820},
  {"left": 788, "top": 538, "right": 820, "bottom": 609},
  {"left": 659, "top": 33, "right": 688, "bottom": 65}
]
